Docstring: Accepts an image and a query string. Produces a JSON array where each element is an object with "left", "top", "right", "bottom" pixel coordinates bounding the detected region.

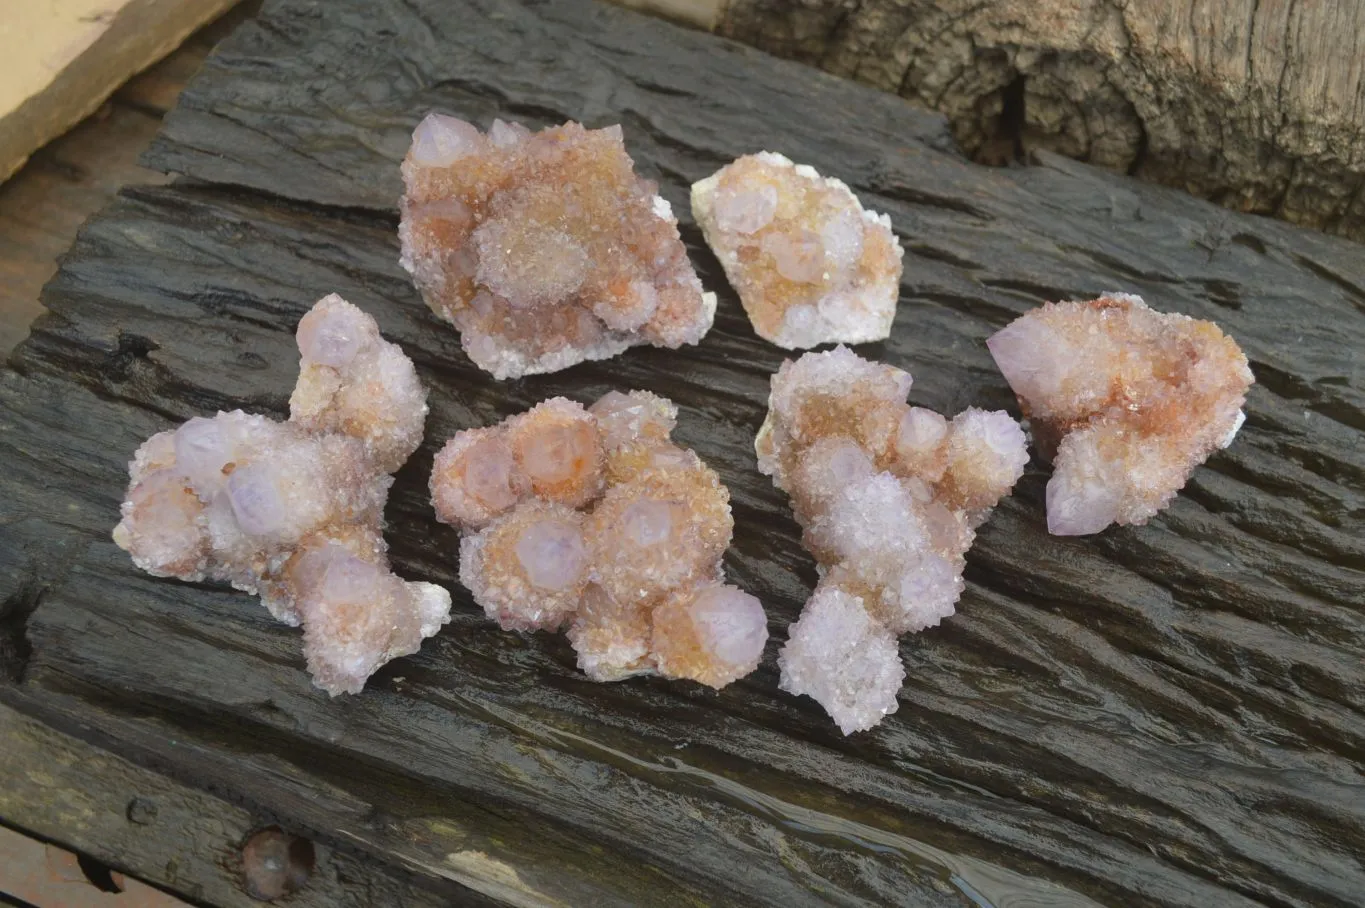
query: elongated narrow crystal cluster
[
  {"left": 758, "top": 347, "right": 1027, "bottom": 733},
  {"left": 692, "top": 152, "right": 903, "bottom": 349},
  {"left": 988, "top": 293, "right": 1253, "bottom": 535},
  {"left": 399, "top": 114, "right": 716, "bottom": 379},
  {"left": 113, "top": 295, "right": 451, "bottom": 695},
  {"left": 432, "top": 391, "right": 768, "bottom": 688}
]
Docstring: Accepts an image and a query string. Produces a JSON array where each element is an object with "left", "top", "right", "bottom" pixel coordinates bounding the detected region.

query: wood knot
[
  {"left": 125, "top": 797, "right": 158, "bottom": 825},
  {"left": 241, "top": 827, "right": 315, "bottom": 901}
]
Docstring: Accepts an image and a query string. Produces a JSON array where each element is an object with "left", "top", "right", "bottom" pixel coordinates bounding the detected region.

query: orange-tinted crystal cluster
[
  {"left": 758, "top": 347, "right": 1028, "bottom": 732},
  {"left": 692, "top": 152, "right": 904, "bottom": 349},
  {"left": 114, "top": 295, "right": 451, "bottom": 695},
  {"left": 431, "top": 391, "right": 768, "bottom": 687},
  {"left": 400, "top": 114, "right": 716, "bottom": 379},
  {"left": 988, "top": 293, "right": 1253, "bottom": 535}
]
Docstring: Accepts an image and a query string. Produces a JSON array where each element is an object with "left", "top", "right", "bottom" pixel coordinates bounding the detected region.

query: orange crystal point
[
  {"left": 509, "top": 398, "right": 604, "bottom": 508},
  {"left": 651, "top": 584, "right": 767, "bottom": 689}
]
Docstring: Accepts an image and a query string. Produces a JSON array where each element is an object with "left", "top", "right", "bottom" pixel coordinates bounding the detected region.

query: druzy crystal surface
[
  {"left": 988, "top": 293, "right": 1254, "bottom": 536},
  {"left": 691, "top": 152, "right": 904, "bottom": 349},
  {"left": 432, "top": 391, "right": 768, "bottom": 688},
  {"left": 399, "top": 113, "right": 716, "bottom": 379},
  {"left": 113, "top": 294, "right": 451, "bottom": 695},
  {"left": 757, "top": 347, "right": 1027, "bottom": 733}
]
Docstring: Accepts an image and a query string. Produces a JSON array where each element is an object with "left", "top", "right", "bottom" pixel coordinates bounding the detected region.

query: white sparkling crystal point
[
  {"left": 515, "top": 518, "right": 589, "bottom": 591},
  {"left": 296, "top": 294, "right": 368, "bottom": 367},
  {"left": 226, "top": 462, "right": 288, "bottom": 538},
  {"left": 410, "top": 113, "right": 483, "bottom": 166},
  {"left": 758, "top": 346, "right": 1026, "bottom": 733},
  {"left": 686, "top": 585, "right": 768, "bottom": 672},
  {"left": 779, "top": 586, "right": 905, "bottom": 735},
  {"left": 174, "top": 416, "right": 232, "bottom": 496}
]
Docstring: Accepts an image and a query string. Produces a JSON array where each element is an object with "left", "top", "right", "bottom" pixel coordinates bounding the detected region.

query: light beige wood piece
[
  {"left": 0, "top": 0, "right": 239, "bottom": 184},
  {"left": 611, "top": 0, "right": 722, "bottom": 28},
  {"left": 615, "top": 0, "right": 1365, "bottom": 241}
]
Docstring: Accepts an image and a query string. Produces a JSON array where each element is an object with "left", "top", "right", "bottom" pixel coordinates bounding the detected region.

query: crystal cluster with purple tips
[
  {"left": 431, "top": 390, "right": 769, "bottom": 689},
  {"left": 399, "top": 113, "right": 716, "bottom": 379},
  {"left": 756, "top": 346, "right": 1028, "bottom": 733},
  {"left": 114, "top": 295, "right": 450, "bottom": 695}
]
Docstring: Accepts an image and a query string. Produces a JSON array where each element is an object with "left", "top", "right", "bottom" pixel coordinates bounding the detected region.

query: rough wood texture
[
  {"left": 2, "top": 0, "right": 1362, "bottom": 905},
  {"left": 631, "top": 0, "right": 1365, "bottom": 243},
  {"left": 0, "top": 703, "right": 463, "bottom": 907},
  {"left": 0, "top": 0, "right": 241, "bottom": 184}
]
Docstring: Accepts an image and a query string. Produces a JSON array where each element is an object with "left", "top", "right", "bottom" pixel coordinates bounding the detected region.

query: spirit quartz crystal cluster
[
  {"left": 692, "top": 152, "right": 904, "bottom": 349},
  {"left": 431, "top": 391, "right": 768, "bottom": 688},
  {"left": 758, "top": 347, "right": 1028, "bottom": 733},
  {"left": 988, "top": 293, "right": 1254, "bottom": 535},
  {"left": 399, "top": 114, "right": 716, "bottom": 379},
  {"left": 113, "top": 295, "right": 452, "bottom": 695}
]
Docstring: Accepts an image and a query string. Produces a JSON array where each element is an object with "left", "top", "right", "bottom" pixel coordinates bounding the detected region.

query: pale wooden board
[{"left": 0, "top": 0, "right": 240, "bottom": 184}]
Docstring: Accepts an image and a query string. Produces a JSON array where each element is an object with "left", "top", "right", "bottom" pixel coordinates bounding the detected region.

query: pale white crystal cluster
[
  {"left": 431, "top": 391, "right": 768, "bottom": 688},
  {"left": 399, "top": 114, "right": 716, "bottom": 379},
  {"left": 757, "top": 347, "right": 1027, "bottom": 733},
  {"left": 113, "top": 294, "right": 451, "bottom": 695},
  {"left": 692, "top": 152, "right": 904, "bottom": 349},
  {"left": 988, "top": 293, "right": 1253, "bottom": 535}
]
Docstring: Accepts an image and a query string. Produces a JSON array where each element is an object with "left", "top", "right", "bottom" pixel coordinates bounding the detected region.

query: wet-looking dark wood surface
[{"left": 1, "top": 1, "right": 1361, "bottom": 905}]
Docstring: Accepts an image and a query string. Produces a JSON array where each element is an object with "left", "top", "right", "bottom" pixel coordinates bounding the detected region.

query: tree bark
[{"left": 631, "top": 0, "right": 1365, "bottom": 242}]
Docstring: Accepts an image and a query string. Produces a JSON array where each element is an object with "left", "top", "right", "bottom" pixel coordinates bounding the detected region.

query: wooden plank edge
[
  {"left": 605, "top": 0, "right": 723, "bottom": 29},
  {"left": 0, "top": 698, "right": 475, "bottom": 908},
  {"left": 0, "top": 0, "right": 241, "bottom": 184}
]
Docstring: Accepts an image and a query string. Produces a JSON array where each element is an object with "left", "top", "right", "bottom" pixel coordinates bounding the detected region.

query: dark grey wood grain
[
  {"left": 1, "top": 0, "right": 1361, "bottom": 905},
  {"left": 0, "top": 702, "right": 473, "bottom": 908}
]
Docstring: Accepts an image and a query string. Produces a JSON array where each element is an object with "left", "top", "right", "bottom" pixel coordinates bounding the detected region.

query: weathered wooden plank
[
  {"left": 0, "top": 103, "right": 171, "bottom": 355},
  {"left": 0, "top": 702, "right": 465, "bottom": 907},
  {"left": 2, "top": 0, "right": 1362, "bottom": 905}
]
